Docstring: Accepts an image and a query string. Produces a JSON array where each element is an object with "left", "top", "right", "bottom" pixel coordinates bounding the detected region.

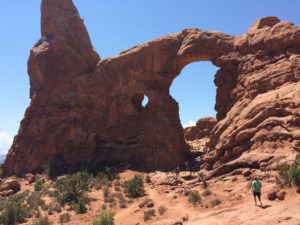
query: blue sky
[{"left": 0, "top": 1, "right": 299, "bottom": 154}]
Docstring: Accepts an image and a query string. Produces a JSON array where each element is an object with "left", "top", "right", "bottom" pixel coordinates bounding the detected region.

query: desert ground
[{"left": 1, "top": 167, "right": 299, "bottom": 225}]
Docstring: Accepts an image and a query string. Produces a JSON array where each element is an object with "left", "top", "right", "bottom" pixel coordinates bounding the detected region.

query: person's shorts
[{"left": 253, "top": 191, "right": 261, "bottom": 198}]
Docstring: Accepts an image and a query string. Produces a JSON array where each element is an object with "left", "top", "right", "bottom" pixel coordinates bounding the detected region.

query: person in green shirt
[{"left": 252, "top": 177, "right": 263, "bottom": 206}]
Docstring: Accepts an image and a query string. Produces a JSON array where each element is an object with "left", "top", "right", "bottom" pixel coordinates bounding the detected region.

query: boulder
[
  {"left": 267, "top": 186, "right": 280, "bottom": 200},
  {"left": 276, "top": 190, "right": 286, "bottom": 200},
  {"left": 184, "top": 126, "right": 202, "bottom": 141},
  {"left": 146, "top": 201, "right": 154, "bottom": 208},
  {"left": 0, "top": 189, "right": 15, "bottom": 197},
  {"left": 0, "top": 177, "right": 21, "bottom": 193},
  {"left": 196, "top": 117, "right": 217, "bottom": 134},
  {"left": 25, "top": 173, "right": 36, "bottom": 184}
]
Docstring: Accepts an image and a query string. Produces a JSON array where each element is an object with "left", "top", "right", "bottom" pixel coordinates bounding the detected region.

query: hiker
[
  {"left": 184, "top": 161, "right": 192, "bottom": 177},
  {"left": 252, "top": 177, "right": 263, "bottom": 206},
  {"left": 175, "top": 166, "right": 180, "bottom": 178}
]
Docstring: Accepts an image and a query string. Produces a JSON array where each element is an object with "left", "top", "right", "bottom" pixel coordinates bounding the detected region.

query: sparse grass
[
  {"left": 92, "top": 211, "right": 115, "bottom": 225},
  {"left": 183, "top": 189, "right": 191, "bottom": 196},
  {"left": 158, "top": 205, "right": 167, "bottom": 215},
  {"left": 32, "top": 216, "right": 53, "bottom": 225},
  {"left": 89, "top": 177, "right": 108, "bottom": 190},
  {"left": 104, "top": 195, "right": 116, "bottom": 204},
  {"left": 197, "top": 172, "right": 207, "bottom": 188},
  {"left": 138, "top": 198, "right": 153, "bottom": 208},
  {"left": 111, "top": 192, "right": 126, "bottom": 207},
  {"left": 34, "top": 180, "right": 44, "bottom": 192},
  {"left": 202, "top": 188, "right": 212, "bottom": 196},
  {"left": 59, "top": 213, "right": 71, "bottom": 223},
  {"left": 27, "top": 191, "right": 45, "bottom": 212},
  {"left": 47, "top": 201, "right": 62, "bottom": 214},
  {"left": 210, "top": 198, "right": 221, "bottom": 207},
  {"left": 188, "top": 190, "right": 201, "bottom": 206},
  {"left": 144, "top": 209, "right": 155, "bottom": 221},
  {"left": 124, "top": 175, "right": 144, "bottom": 198}
]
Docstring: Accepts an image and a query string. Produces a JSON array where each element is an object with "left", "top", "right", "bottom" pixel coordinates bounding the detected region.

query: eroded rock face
[{"left": 2, "top": 0, "right": 300, "bottom": 176}]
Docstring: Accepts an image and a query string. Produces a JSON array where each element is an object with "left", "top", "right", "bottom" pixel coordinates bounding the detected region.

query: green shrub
[
  {"left": 32, "top": 216, "right": 53, "bottom": 225},
  {"left": 102, "top": 185, "right": 110, "bottom": 197},
  {"left": 277, "top": 153, "right": 300, "bottom": 188},
  {"left": 0, "top": 193, "right": 30, "bottom": 225},
  {"left": 34, "top": 180, "right": 44, "bottom": 192},
  {"left": 158, "top": 205, "right": 167, "bottom": 215},
  {"left": 0, "top": 202, "right": 28, "bottom": 225},
  {"left": 290, "top": 154, "right": 300, "bottom": 187},
  {"left": 55, "top": 171, "right": 89, "bottom": 206},
  {"left": 210, "top": 198, "right": 221, "bottom": 207},
  {"left": 74, "top": 197, "right": 88, "bottom": 214},
  {"left": 144, "top": 209, "right": 155, "bottom": 221},
  {"left": 278, "top": 163, "right": 292, "bottom": 187},
  {"left": 59, "top": 213, "right": 71, "bottom": 223},
  {"left": 188, "top": 190, "right": 201, "bottom": 206},
  {"left": 202, "top": 188, "right": 212, "bottom": 196},
  {"left": 124, "top": 175, "right": 144, "bottom": 198},
  {"left": 93, "top": 211, "right": 115, "bottom": 225}
]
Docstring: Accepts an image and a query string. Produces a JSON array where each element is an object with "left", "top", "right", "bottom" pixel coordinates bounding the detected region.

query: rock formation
[
  {"left": 184, "top": 117, "right": 217, "bottom": 141},
  {"left": 2, "top": 0, "right": 300, "bottom": 176}
]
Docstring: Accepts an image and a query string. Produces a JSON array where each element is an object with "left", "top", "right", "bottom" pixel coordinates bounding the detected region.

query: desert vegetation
[
  {"left": 276, "top": 153, "right": 300, "bottom": 190},
  {"left": 1, "top": 158, "right": 300, "bottom": 224}
]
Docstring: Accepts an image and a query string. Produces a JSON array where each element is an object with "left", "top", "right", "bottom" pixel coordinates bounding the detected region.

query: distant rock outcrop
[
  {"left": 184, "top": 117, "right": 217, "bottom": 141},
  {"left": 2, "top": 0, "right": 300, "bottom": 176}
]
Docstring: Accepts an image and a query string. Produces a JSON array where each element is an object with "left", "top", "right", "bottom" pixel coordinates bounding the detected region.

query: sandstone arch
[{"left": 2, "top": 0, "right": 300, "bottom": 176}]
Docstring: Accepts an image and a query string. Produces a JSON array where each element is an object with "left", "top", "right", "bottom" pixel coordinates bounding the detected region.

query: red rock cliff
[{"left": 2, "top": 1, "right": 300, "bottom": 176}]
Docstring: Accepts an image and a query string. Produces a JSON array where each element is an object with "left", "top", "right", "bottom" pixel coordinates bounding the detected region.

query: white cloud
[
  {"left": 182, "top": 120, "right": 196, "bottom": 128},
  {"left": 0, "top": 131, "right": 13, "bottom": 155}
]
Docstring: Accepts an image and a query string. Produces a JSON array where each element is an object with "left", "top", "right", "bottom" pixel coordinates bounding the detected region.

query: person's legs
[
  {"left": 258, "top": 192, "right": 263, "bottom": 206},
  {"left": 253, "top": 192, "right": 257, "bottom": 206}
]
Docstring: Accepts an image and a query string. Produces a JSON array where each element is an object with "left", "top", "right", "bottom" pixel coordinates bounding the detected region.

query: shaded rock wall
[{"left": 2, "top": 1, "right": 300, "bottom": 176}]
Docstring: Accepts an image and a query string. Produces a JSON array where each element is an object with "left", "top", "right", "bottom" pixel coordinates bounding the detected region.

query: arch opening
[
  {"left": 170, "top": 61, "right": 218, "bottom": 128},
  {"left": 132, "top": 93, "right": 149, "bottom": 111},
  {"left": 142, "top": 95, "right": 149, "bottom": 108}
]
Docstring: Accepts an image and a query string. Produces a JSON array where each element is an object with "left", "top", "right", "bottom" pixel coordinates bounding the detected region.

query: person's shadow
[{"left": 259, "top": 205, "right": 272, "bottom": 209}]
